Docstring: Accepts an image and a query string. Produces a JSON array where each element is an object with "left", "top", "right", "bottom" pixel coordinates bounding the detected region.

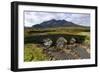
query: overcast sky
[{"left": 24, "top": 11, "right": 90, "bottom": 27}]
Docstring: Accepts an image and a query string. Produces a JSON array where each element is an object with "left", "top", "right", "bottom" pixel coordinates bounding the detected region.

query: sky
[{"left": 24, "top": 11, "right": 90, "bottom": 27}]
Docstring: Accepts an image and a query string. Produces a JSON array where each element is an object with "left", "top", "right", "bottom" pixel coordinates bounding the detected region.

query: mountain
[{"left": 32, "top": 19, "right": 87, "bottom": 28}]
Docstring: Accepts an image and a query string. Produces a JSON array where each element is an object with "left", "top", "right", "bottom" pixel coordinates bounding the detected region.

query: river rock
[
  {"left": 43, "top": 38, "right": 53, "bottom": 48},
  {"left": 56, "top": 37, "right": 67, "bottom": 49},
  {"left": 70, "top": 37, "right": 76, "bottom": 44}
]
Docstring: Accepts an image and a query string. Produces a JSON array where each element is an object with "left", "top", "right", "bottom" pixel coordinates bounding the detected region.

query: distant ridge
[{"left": 32, "top": 19, "right": 88, "bottom": 28}]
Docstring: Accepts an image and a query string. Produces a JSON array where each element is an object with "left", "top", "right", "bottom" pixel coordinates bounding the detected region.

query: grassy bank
[{"left": 24, "top": 27, "right": 90, "bottom": 61}]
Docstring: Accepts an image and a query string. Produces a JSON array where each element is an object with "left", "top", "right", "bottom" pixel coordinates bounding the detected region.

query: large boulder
[
  {"left": 43, "top": 38, "right": 53, "bottom": 48},
  {"left": 56, "top": 37, "right": 67, "bottom": 49},
  {"left": 70, "top": 37, "right": 76, "bottom": 44}
]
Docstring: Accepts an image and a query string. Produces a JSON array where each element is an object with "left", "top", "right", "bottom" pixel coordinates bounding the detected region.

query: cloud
[
  {"left": 24, "top": 11, "right": 90, "bottom": 27},
  {"left": 67, "top": 14, "right": 90, "bottom": 26}
]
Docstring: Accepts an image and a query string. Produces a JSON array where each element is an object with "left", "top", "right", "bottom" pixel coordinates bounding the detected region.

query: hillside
[{"left": 32, "top": 19, "right": 88, "bottom": 28}]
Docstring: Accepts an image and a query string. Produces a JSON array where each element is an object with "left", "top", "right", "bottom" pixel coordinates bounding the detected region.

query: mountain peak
[
  {"left": 32, "top": 19, "right": 82, "bottom": 28},
  {"left": 50, "top": 19, "right": 57, "bottom": 21}
]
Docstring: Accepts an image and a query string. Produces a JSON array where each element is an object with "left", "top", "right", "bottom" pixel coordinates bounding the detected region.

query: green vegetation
[
  {"left": 24, "top": 44, "right": 49, "bottom": 62},
  {"left": 24, "top": 27, "right": 90, "bottom": 61},
  {"left": 77, "top": 32, "right": 90, "bottom": 45},
  {"left": 24, "top": 27, "right": 89, "bottom": 44},
  {"left": 24, "top": 27, "right": 90, "bottom": 36}
]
